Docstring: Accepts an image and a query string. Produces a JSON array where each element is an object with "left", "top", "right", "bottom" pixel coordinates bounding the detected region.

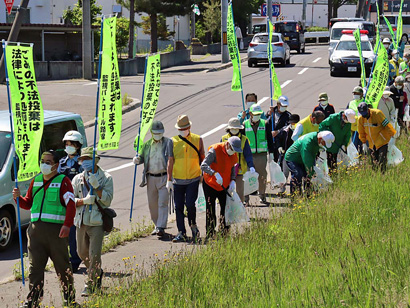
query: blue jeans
[
  {"left": 286, "top": 160, "right": 307, "bottom": 194},
  {"left": 69, "top": 225, "right": 81, "bottom": 270},
  {"left": 173, "top": 181, "right": 199, "bottom": 234}
]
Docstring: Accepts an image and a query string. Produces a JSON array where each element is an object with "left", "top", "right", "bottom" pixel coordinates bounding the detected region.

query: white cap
[
  {"left": 62, "top": 130, "right": 83, "bottom": 144},
  {"left": 392, "top": 49, "right": 398, "bottom": 55},
  {"left": 278, "top": 95, "right": 289, "bottom": 107},
  {"left": 383, "top": 37, "right": 391, "bottom": 44},
  {"left": 317, "top": 131, "right": 335, "bottom": 148},
  {"left": 383, "top": 86, "right": 393, "bottom": 95},
  {"left": 344, "top": 109, "right": 356, "bottom": 124}
]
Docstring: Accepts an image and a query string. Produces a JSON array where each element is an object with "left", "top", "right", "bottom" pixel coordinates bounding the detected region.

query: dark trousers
[
  {"left": 327, "top": 152, "right": 337, "bottom": 171},
  {"left": 352, "top": 131, "right": 363, "bottom": 153},
  {"left": 203, "top": 181, "right": 228, "bottom": 238},
  {"left": 69, "top": 225, "right": 81, "bottom": 271},
  {"left": 286, "top": 160, "right": 308, "bottom": 194},
  {"left": 173, "top": 180, "right": 199, "bottom": 234},
  {"left": 370, "top": 144, "right": 388, "bottom": 173}
]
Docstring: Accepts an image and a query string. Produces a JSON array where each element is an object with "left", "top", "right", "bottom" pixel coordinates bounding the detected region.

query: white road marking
[
  {"left": 257, "top": 96, "right": 269, "bottom": 105},
  {"left": 107, "top": 162, "right": 134, "bottom": 173},
  {"left": 281, "top": 80, "right": 292, "bottom": 88},
  {"left": 298, "top": 68, "right": 309, "bottom": 75},
  {"left": 313, "top": 57, "right": 321, "bottom": 63},
  {"left": 201, "top": 123, "right": 227, "bottom": 138},
  {"left": 84, "top": 82, "right": 97, "bottom": 86}
]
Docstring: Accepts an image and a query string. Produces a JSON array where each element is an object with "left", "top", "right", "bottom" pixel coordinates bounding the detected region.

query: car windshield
[
  {"left": 336, "top": 41, "right": 372, "bottom": 51},
  {"left": 380, "top": 16, "right": 396, "bottom": 25},
  {"left": 275, "top": 23, "right": 297, "bottom": 32},
  {"left": 331, "top": 28, "right": 355, "bottom": 40},
  {"left": 253, "top": 35, "right": 280, "bottom": 43},
  {"left": 0, "top": 131, "right": 12, "bottom": 172},
  {"left": 362, "top": 24, "right": 375, "bottom": 36},
  {"left": 252, "top": 24, "right": 266, "bottom": 34}
]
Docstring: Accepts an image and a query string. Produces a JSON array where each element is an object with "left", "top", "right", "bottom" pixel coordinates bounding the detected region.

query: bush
[{"left": 306, "top": 26, "right": 328, "bottom": 32}]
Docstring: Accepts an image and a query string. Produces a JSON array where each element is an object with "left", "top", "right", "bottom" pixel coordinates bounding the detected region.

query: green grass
[{"left": 85, "top": 137, "right": 410, "bottom": 307}]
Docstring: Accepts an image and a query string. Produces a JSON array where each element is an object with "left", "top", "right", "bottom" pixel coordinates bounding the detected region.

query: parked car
[
  {"left": 273, "top": 20, "right": 305, "bottom": 53},
  {"left": 329, "top": 17, "right": 364, "bottom": 28},
  {"left": 329, "top": 30, "right": 375, "bottom": 77},
  {"left": 0, "top": 110, "right": 87, "bottom": 251},
  {"left": 380, "top": 14, "right": 410, "bottom": 41},
  {"left": 247, "top": 32, "right": 291, "bottom": 67},
  {"left": 252, "top": 23, "right": 266, "bottom": 34}
]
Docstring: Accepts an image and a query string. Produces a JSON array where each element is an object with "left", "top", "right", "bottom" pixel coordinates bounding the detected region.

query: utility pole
[
  {"left": 0, "top": 0, "right": 30, "bottom": 82},
  {"left": 191, "top": 11, "right": 195, "bottom": 40},
  {"left": 302, "top": 0, "right": 307, "bottom": 28},
  {"left": 267, "top": 0, "right": 272, "bottom": 23},
  {"left": 128, "top": 0, "right": 135, "bottom": 59},
  {"left": 221, "top": 0, "right": 229, "bottom": 63},
  {"left": 82, "top": 0, "right": 92, "bottom": 79}
]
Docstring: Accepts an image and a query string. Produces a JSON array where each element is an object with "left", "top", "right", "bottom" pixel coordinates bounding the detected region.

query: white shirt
[
  {"left": 291, "top": 124, "right": 304, "bottom": 141},
  {"left": 235, "top": 26, "right": 243, "bottom": 39},
  {"left": 148, "top": 140, "right": 166, "bottom": 174}
]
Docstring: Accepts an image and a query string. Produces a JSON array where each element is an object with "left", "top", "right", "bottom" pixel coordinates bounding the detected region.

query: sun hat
[
  {"left": 175, "top": 115, "right": 192, "bottom": 129},
  {"left": 226, "top": 117, "right": 244, "bottom": 129},
  {"left": 79, "top": 147, "right": 99, "bottom": 160}
]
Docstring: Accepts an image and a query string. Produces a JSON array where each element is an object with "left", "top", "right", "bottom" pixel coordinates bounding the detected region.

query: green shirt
[
  {"left": 285, "top": 132, "right": 320, "bottom": 177},
  {"left": 319, "top": 112, "right": 351, "bottom": 154}
]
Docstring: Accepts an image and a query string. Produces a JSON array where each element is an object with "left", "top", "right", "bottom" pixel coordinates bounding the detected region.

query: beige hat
[
  {"left": 79, "top": 146, "right": 99, "bottom": 159},
  {"left": 226, "top": 117, "right": 244, "bottom": 129},
  {"left": 318, "top": 92, "right": 328, "bottom": 101},
  {"left": 175, "top": 115, "right": 192, "bottom": 129},
  {"left": 383, "top": 86, "right": 393, "bottom": 96}
]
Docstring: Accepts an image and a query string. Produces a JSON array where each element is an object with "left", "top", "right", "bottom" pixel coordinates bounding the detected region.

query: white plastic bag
[
  {"left": 243, "top": 171, "right": 259, "bottom": 196},
  {"left": 268, "top": 161, "right": 286, "bottom": 187},
  {"left": 387, "top": 144, "right": 404, "bottom": 166},
  {"left": 337, "top": 149, "right": 349, "bottom": 167},
  {"left": 347, "top": 143, "right": 360, "bottom": 166},
  {"left": 404, "top": 104, "right": 410, "bottom": 121},
  {"left": 195, "top": 184, "right": 206, "bottom": 213},
  {"left": 311, "top": 156, "right": 332, "bottom": 188},
  {"left": 225, "top": 191, "right": 250, "bottom": 225}
]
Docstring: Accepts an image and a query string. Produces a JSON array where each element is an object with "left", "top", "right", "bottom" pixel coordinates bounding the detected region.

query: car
[
  {"left": 0, "top": 110, "right": 87, "bottom": 251},
  {"left": 247, "top": 32, "right": 291, "bottom": 67},
  {"left": 273, "top": 20, "right": 305, "bottom": 53},
  {"left": 329, "top": 30, "right": 375, "bottom": 77},
  {"left": 329, "top": 17, "right": 364, "bottom": 28},
  {"left": 252, "top": 23, "right": 266, "bottom": 34}
]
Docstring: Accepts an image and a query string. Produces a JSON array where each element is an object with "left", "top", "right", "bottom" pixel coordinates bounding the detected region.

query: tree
[
  {"left": 62, "top": 0, "right": 102, "bottom": 25},
  {"left": 327, "top": 0, "right": 358, "bottom": 23},
  {"left": 202, "top": 0, "right": 221, "bottom": 43},
  {"left": 140, "top": 14, "right": 175, "bottom": 40},
  {"left": 231, "top": 0, "right": 264, "bottom": 37}
]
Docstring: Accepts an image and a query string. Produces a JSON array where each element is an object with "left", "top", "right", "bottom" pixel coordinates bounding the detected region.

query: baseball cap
[
  {"left": 317, "top": 131, "right": 335, "bottom": 149},
  {"left": 278, "top": 95, "right": 289, "bottom": 106},
  {"left": 151, "top": 120, "right": 164, "bottom": 133},
  {"left": 250, "top": 104, "right": 263, "bottom": 115},
  {"left": 344, "top": 109, "right": 356, "bottom": 124},
  {"left": 352, "top": 86, "right": 363, "bottom": 94},
  {"left": 227, "top": 136, "right": 243, "bottom": 153},
  {"left": 357, "top": 102, "right": 369, "bottom": 116},
  {"left": 318, "top": 92, "right": 328, "bottom": 101}
]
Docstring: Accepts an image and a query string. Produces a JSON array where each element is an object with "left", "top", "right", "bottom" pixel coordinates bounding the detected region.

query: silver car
[{"left": 247, "top": 32, "right": 291, "bottom": 67}]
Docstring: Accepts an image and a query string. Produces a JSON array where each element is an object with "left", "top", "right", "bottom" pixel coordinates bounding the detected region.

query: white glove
[
  {"left": 133, "top": 155, "right": 141, "bottom": 165},
  {"left": 250, "top": 167, "right": 256, "bottom": 173},
  {"left": 82, "top": 193, "right": 96, "bottom": 205},
  {"left": 228, "top": 180, "right": 236, "bottom": 193},
  {"left": 278, "top": 147, "right": 285, "bottom": 154},
  {"left": 88, "top": 173, "right": 99, "bottom": 189},
  {"left": 268, "top": 153, "right": 274, "bottom": 163},
  {"left": 214, "top": 172, "right": 223, "bottom": 186},
  {"left": 166, "top": 181, "right": 173, "bottom": 192},
  {"left": 341, "top": 145, "right": 346, "bottom": 152},
  {"left": 362, "top": 144, "right": 368, "bottom": 153}
]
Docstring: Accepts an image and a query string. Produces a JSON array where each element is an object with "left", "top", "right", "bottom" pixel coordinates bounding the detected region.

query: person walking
[
  {"left": 237, "top": 93, "right": 267, "bottom": 124},
  {"left": 318, "top": 109, "right": 356, "bottom": 170},
  {"left": 377, "top": 86, "right": 396, "bottom": 124},
  {"left": 313, "top": 92, "right": 335, "bottom": 119},
  {"left": 221, "top": 118, "right": 255, "bottom": 203},
  {"left": 235, "top": 23, "right": 243, "bottom": 49},
  {"left": 357, "top": 103, "right": 396, "bottom": 172},
  {"left": 389, "top": 50, "right": 403, "bottom": 78},
  {"left": 399, "top": 52, "right": 410, "bottom": 78},
  {"left": 58, "top": 130, "right": 84, "bottom": 273},
  {"left": 168, "top": 115, "right": 205, "bottom": 243},
  {"left": 71, "top": 147, "right": 114, "bottom": 296},
  {"left": 285, "top": 131, "right": 335, "bottom": 194},
  {"left": 244, "top": 104, "right": 274, "bottom": 204},
  {"left": 133, "top": 121, "right": 172, "bottom": 237},
  {"left": 201, "top": 136, "right": 242, "bottom": 238},
  {"left": 389, "top": 75, "right": 408, "bottom": 128},
  {"left": 291, "top": 111, "right": 325, "bottom": 141},
  {"left": 12, "top": 151, "right": 78, "bottom": 308}
]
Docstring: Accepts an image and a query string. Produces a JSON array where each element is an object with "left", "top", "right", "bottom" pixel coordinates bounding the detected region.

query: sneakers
[
  {"left": 259, "top": 195, "right": 268, "bottom": 204},
  {"left": 172, "top": 231, "right": 187, "bottom": 243},
  {"left": 191, "top": 225, "right": 200, "bottom": 243},
  {"left": 156, "top": 228, "right": 165, "bottom": 237},
  {"left": 151, "top": 227, "right": 159, "bottom": 235}
]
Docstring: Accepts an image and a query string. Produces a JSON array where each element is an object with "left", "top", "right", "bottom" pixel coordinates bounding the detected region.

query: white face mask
[
  {"left": 40, "top": 163, "right": 55, "bottom": 175},
  {"left": 179, "top": 130, "right": 190, "bottom": 138},
  {"left": 353, "top": 94, "right": 361, "bottom": 101},
  {"left": 404, "top": 57, "right": 408, "bottom": 62},
  {"left": 383, "top": 94, "right": 390, "bottom": 99},
  {"left": 152, "top": 133, "right": 163, "bottom": 141},
  {"left": 320, "top": 100, "right": 328, "bottom": 106},
  {"left": 394, "top": 55, "right": 399, "bottom": 61},
  {"left": 396, "top": 85, "right": 403, "bottom": 90},
  {"left": 247, "top": 102, "right": 256, "bottom": 109},
  {"left": 230, "top": 128, "right": 239, "bottom": 135},
  {"left": 279, "top": 106, "right": 287, "bottom": 112},
  {"left": 383, "top": 44, "right": 389, "bottom": 49},
  {"left": 226, "top": 147, "right": 235, "bottom": 156},
  {"left": 65, "top": 145, "right": 77, "bottom": 155},
  {"left": 252, "top": 115, "right": 261, "bottom": 122}
]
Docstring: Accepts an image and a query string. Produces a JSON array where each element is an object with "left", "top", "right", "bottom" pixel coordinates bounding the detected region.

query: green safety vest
[
  {"left": 244, "top": 119, "right": 268, "bottom": 153},
  {"left": 31, "top": 174, "right": 66, "bottom": 224}
]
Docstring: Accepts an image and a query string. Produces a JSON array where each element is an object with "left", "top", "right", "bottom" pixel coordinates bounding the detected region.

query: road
[{"left": 0, "top": 45, "right": 359, "bottom": 282}]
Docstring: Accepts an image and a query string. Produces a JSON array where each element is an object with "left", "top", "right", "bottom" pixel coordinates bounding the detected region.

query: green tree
[
  {"left": 202, "top": 0, "right": 221, "bottom": 43},
  {"left": 140, "top": 14, "right": 175, "bottom": 40},
  {"left": 62, "top": 0, "right": 102, "bottom": 25},
  {"left": 232, "top": 0, "right": 264, "bottom": 36}
]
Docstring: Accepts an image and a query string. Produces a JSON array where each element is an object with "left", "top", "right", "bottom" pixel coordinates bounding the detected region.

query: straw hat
[{"left": 175, "top": 115, "right": 192, "bottom": 129}]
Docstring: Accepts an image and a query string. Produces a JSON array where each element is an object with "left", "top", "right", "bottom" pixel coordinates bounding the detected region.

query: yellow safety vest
[
  {"left": 222, "top": 132, "right": 248, "bottom": 175},
  {"left": 172, "top": 133, "right": 202, "bottom": 180},
  {"left": 299, "top": 115, "right": 318, "bottom": 136}
]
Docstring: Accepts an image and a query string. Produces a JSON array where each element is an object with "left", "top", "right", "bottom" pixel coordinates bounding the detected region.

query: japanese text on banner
[
  {"left": 365, "top": 45, "right": 389, "bottom": 108},
  {"left": 98, "top": 16, "right": 122, "bottom": 151},
  {"left": 268, "top": 20, "right": 282, "bottom": 101},
  {"left": 353, "top": 29, "right": 367, "bottom": 88},
  {"left": 6, "top": 45, "right": 44, "bottom": 181},
  {"left": 227, "top": 3, "right": 242, "bottom": 92}
]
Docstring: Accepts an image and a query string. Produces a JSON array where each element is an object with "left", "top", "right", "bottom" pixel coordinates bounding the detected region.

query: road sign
[
  {"left": 261, "top": 3, "right": 281, "bottom": 17},
  {"left": 4, "top": 0, "right": 14, "bottom": 15}
]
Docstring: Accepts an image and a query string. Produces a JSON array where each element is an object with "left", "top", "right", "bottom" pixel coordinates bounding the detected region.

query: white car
[
  {"left": 247, "top": 32, "right": 291, "bottom": 67},
  {"left": 329, "top": 30, "right": 375, "bottom": 77}
]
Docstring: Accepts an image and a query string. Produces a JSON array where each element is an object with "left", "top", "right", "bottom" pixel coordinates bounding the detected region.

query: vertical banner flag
[
  {"left": 137, "top": 54, "right": 161, "bottom": 152},
  {"left": 383, "top": 16, "right": 398, "bottom": 50},
  {"left": 5, "top": 0, "right": 14, "bottom": 15},
  {"left": 227, "top": 3, "right": 242, "bottom": 91},
  {"left": 353, "top": 29, "right": 366, "bottom": 88},
  {"left": 375, "top": 1, "right": 380, "bottom": 51},
  {"left": 98, "top": 16, "right": 122, "bottom": 150},
  {"left": 268, "top": 20, "right": 282, "bottom": 101},
  {"left": 6, "top": 44, "right": 44, "bottom": 181},
  {"left": 397, "top": 0, "right": 405, "bottom": 46},
  {"left": 365, "top": 44, "right": 389, "bottom": 108}
]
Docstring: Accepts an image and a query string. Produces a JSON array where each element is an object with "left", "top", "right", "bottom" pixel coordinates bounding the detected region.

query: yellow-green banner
[
  {"left": 365, "top": 43, "right": 389, "bottom": 108},
  {"left": 227, "top": 3, "right": 242, "bottom": 91},
  {"left": 397, "top": 0, "right": 405, "bottom": 45},
  {"left": 98, "top": 16, "right": 122, "bottom": 150},
  {"left": 268, "top": 20, "right": 282, "bottom": 101},
  {"left": 353, "top": 28, "right": 367, "bottom": 88},
  {"left": 6, "top": 44, "right": 44, "bottom": 181},
  {"left": 135, "top": 54, "right": 161, "bottom": 152},
  {"left": 383, "top": 16, "right": 398, "bottom": 50}
]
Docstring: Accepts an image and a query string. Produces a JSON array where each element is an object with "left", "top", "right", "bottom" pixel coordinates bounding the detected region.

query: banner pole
[
  {"left": 129, "top": 55, "right": 149, "bottom": 221},
  {"left": 364, "top": 39, "right": 381, "bottom": 101},
  {"left": 2, "top": 39, "right": 25, "bottom": 285},
  {"left": 267, "top": 19, "right": 275, "bottom": 138}
]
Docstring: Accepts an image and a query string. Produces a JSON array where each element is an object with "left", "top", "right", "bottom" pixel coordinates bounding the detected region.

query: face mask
[
  {"left": 226, "top": 147, "right": 235, "bottom": 156},
  {"left": 152, "top": 133, "right": 163, "bottom": 141},
  {"left": 81, "top": 160, "right": 94, "bottom": 172},
  {"left": 396, "top": 85, "right": 403, "bottom": 90},
  {"left": 383, "top": 44, "right": 389, "bottom": 49},
  {"left": 65, "top": 145, "right": 77, "bottom": 155},
  {"left": 179, "top": 130, "right": 190, "bottom": 138},
  {"left": 230, "top": 128, "right": 239, "bottom": 135},
  {"left": 353, "top": 95, "right": 361, "bottom": 101},
  {"left": 383, "top": 94, "right": 389, "bottom": 99},
  {"left": 320, "top": 100, "right": 328, "bottom": 106},
  {"left": 404, "top": 57, "right": 408, "bottom": 62},
  {"left": 247, "top": 102, "right": 256, "bottom": 109},
  {"left": 40, "top": 163, "right": 55, "bottom": 175},
  {"left": 279, "top": 106, "right": 287, "bottom": 112},
  {"left": 394, "top": 55, "right": 399, "bottom": 61}
]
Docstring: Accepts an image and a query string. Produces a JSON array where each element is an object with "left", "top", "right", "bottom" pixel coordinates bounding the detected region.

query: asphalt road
[{"left": 0, "top": 45, "right": 360, "bottom": 281}]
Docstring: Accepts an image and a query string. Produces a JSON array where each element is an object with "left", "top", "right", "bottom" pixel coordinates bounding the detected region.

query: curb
[
  {"left": 83, "top": 98, "right": 141, "bottom": 129},
  {"left": 205, "top": 56, "right": 249, "bottom": 73}
]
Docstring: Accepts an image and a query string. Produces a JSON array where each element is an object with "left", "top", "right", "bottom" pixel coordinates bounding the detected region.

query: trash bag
[
  {"left": 268, "top": 161, "right": 286, "bottom": 187},
  {"left": 311, "top": 156, "right": 332, "bottom": 188},
  {"left": 347, "top": 143, "right": 359, "bottom": 166},
  {"left": 195, "top": 185, "right": 206, "bottom": 213},
  {"left": 404, "top": 104, "right": 410, "bottom": 122},
  {"left": 387, "top": 144, "right": 404, "bottom": 166},
  {"left": 243, "top": 171, "right": 259, "bottom": 196},
  {"left": 337, "top": 149, "right": 349, "bottom": 167},
  {"left": 225, "top": 191, "right": 250, "bottom": 225}
]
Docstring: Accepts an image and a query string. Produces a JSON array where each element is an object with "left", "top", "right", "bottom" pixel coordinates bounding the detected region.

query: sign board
[
  {"left": 261, "top": 3, "right": 281, "bottom": 17},
  {"left": 4, "top": 0, "right": 14, "bottom": 15}
]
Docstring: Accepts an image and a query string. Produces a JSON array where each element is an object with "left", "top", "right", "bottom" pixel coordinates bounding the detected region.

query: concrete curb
[
  {"left": 205, "top": 56, "right": 249, "bottom": 73},
  {"left": 83, "top": 97, "right": 141, "bottom": 129}
]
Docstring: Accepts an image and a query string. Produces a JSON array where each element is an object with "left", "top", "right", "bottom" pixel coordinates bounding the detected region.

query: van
[
  {"left": 379, "top": 15, "right": 410, "bottom": 41},
  {"left": 273, "top": 20, "right": 306, "bottom": 53},
  {"left": 0, "top": 110, "right": 87, "bottom": 251},
  {"left": 329, "top": 17, "right": 364, "bottom": 28}
]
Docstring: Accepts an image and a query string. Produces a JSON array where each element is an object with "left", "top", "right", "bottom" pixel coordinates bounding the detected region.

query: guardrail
[{"left": 305, "top": 31, "right": 330, "bottom": 44}]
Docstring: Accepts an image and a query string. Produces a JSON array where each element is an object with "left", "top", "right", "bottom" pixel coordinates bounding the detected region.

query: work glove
[
  {"left": 166, "top": 181, "right": 173, "bottom": 192},
  {"left": 278, "top": 147, "right": 285, "bottom": 154},
  {"left": 268, "top": 153, "right": 274, "bottom": 163},
  {"left": 214, "top": 172, "right": 223, "bottom": 186},
  {"left": 88, "top": 173, "right": 99, "bottom": 189},
  {"left": 133, "top": 155, "right": 141, "bottom": 165},
  {"left": 341, "top": 145, "right": 347, "bottom": 152},
  {"left": 228, "top": 180, "right": 236, "bottom": 193},
  {"left": 362, "top": 143, "right": 368, "bottom": 154},
  {"left": 82, "top": 193, "right": 96, "bottom": 205},
  {"left": 249, "top": 167, "right": 256, "bottom": 173}
]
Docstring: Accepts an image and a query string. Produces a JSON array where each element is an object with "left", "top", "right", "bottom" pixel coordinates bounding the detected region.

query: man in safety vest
[
  {"left": 221, "top": 117, "right": 255, "bottom": 203},
  {"left": 244, "top": 104, "right": 274, "bottom": 204},
  {"left": 389, "top": 49, "right": 403, "bottom": 78},
  {"left": 291, "top": 110, "right": 325, "bottom": 141},
  {"left": 399, "top": 52, "right": 410, "bottom": 78},
  {"left": 201, "top": 136, "right": 242, "bottom": 238},
  {"left": 12, "top": 151, "right": 79, "bottom": 308},
  {"left": 346, "top": 86, "right": 370, "bottom": 150},
  {"left": 168, "top": 115, "right": 205, "bottom": 243}
]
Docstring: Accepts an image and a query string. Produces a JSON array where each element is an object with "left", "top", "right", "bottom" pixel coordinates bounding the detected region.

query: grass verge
[{"left": 87, "top": 137, "right": 410, "bottom": 307}]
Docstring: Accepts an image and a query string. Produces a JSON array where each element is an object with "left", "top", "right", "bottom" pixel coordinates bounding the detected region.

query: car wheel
[
  {"left": 302, "top": 45, "right": 305, "bottom": 53},
  {"left": 286, "top": 56, "right": 290, "bottom": 65},
  {"left": 248, "top": 59, "right": 256, "bottom": 67},
  {"left": 297, "top": 48, "right": 301, "bottom": 54},
  {"left": 280, "top": 57, "right": 286, "bottom": 67},
  {"left": 0, "top": 210, "right": 14, "bottom": 252}
]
